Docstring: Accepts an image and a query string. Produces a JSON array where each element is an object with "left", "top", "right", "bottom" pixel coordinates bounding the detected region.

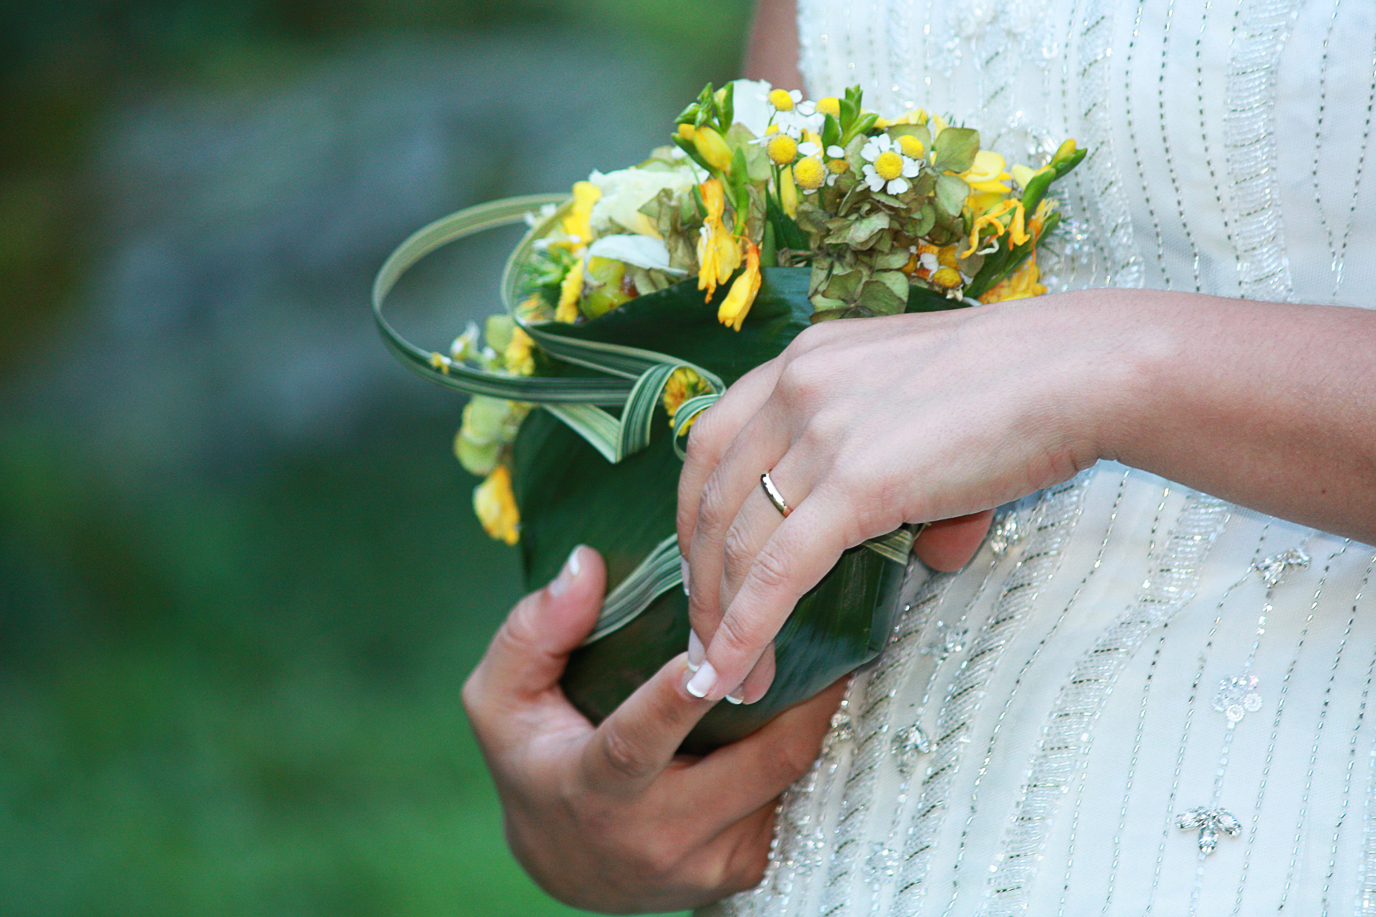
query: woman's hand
[
  {"left": 676, "top": 287, "right": 1376, "bottom": 704},
  {"left": 463, "top": 545, "right": 847, "bottom": 914},
  {"left": 676, "top": 296, "right": 1117, "bottom": 703}
]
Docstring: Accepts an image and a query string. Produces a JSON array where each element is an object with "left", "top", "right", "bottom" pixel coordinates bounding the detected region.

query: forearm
[{"left": 1087, "top": 288, "right": 1376, "bottom": 544}]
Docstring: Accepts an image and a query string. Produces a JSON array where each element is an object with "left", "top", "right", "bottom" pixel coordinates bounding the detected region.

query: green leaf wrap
[{"left": 511, "top": 269, "right": 911, "bottom": 752}]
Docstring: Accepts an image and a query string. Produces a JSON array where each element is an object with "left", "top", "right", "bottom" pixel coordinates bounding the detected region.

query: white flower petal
[
  {"left": 730, "top": 79, "right": 776, "bottom": 135},
  {"left": 887, "top": 177, "right": 911, "bottom": 194},
  {"left": 587, "top": 234, "right": 687, "bottom": 275}
]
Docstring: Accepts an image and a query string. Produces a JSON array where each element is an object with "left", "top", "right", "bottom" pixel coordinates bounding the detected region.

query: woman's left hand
[{"left": 675, "top": 295, "right": 1116, "bottom": 703}]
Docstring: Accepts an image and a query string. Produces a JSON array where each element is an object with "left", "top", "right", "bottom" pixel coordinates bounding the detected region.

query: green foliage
[{"left": 2, "top": 1, "right": 747, "bottom": 915}]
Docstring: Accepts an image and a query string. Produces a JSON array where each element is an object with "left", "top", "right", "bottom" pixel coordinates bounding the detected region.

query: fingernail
[
  {"left": 549, "top": 545, "right": 583, "bottom": 597},
  {"left": 685, "top": 660, "right": 717, "bottom": 699},
  {"left": 725, "top": 690, "right": 744, "bottom": 705},
  {"left": 687, "top": 629, "right": 705, "bottom": 672},
  {"left": 681, "top": 556, "right": 690, "bottom": 595}
]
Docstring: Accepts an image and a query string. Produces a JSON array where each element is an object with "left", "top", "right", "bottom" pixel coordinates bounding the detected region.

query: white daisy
[{"left": 860, "top": 134, "right": 922, "bottom": 194}]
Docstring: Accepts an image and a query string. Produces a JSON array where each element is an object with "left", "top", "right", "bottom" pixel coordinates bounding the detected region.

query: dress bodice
[
  {"left": 799, "top": 0, "right": 1376, "bottom": 310},
  {"left": 703, "top": 2, "right": 1376, "bottom": 915}
]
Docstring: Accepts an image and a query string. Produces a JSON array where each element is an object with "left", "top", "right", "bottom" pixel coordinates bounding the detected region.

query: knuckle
[
  {"left": 774, "top": 350, "right": 837, "bottom": 406},
  {"left": 492, "top": 598, "right": 543, "bottom": 660},
  {"left": 639, "top": 838, "right": 689, "bottom": 887},
  {"left": 749, "top": 540, "right": 794, "bottom": 593},
  {"left": 714, "top": 608, "right": 768, "bottom": 662},
  {"left": 693, "top": 473, "right": 733, "bottom": 538},
  {"left": 720, "top": 522, "right": 755, "bottom": 582},
  {"left": 598, "top": 727, "right": 653, "bottom": 782},
  {"left": 684, "top": 402, "right": 724, "bottom": 459}
]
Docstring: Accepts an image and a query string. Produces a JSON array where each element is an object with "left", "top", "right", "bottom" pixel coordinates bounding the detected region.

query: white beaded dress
[{"left": 703, "top": 1, "right": 1376, "bottom": 915}]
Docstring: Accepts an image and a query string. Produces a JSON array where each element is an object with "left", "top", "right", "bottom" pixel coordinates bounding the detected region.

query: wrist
[{"left": 1058, "top": 288, "right": 1181, "bottom": 471}]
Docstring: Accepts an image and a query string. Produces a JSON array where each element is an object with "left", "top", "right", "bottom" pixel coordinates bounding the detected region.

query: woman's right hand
[{"left": 463, "top": 545, "right": 847, "bottom": 914}]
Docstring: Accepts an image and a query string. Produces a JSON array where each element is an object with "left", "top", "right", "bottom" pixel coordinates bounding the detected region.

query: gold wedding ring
[{"left": 760, "top": 470, "right": 793, "bottom": 518}]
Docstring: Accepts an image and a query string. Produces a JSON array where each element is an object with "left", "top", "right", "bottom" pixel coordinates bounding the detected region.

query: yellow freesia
[
  {"left": 681, "top": 124, "right": 734, "bottom": 173},
  {"left": 961, "top": 150, "right": 1012, "bottom": 193},
  {"left": 717, "top": 241, "right": 761, "bottom": 331},
  {"left": 560, "top": 181, "right": 601, "bottom": 247},
  {"left": 780, "top": 166, "right": 799, "bottom": 216},
  {"left": 556, "top": 258, "right": 584, "bottom": 322},
  {"left": 503, "top": 326, "right": 535, "bottom": 376},
  {"left": 979, "top": 252, "right": 1047, "bottom": 303},
  {"left": 474, "top": 465, "right": 520, "bottom": 545},
  {"left": 961, "top": 199, "right": 1027, "bottom": 258},
  {"left": 696, "top": 179, "right": 742, "bottom": 299}
]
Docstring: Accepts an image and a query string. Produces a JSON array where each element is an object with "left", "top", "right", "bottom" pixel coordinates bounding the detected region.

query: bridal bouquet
[{"left": 374, "top": 81, "right": 1084, "bottom": 751}]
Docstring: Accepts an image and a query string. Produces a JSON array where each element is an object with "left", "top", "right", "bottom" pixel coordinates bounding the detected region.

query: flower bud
[{"left": 692, "top": 126, "right": 734, "bottom": 173}]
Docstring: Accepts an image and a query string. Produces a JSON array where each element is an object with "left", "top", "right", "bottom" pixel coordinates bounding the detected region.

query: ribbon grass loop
[
  {"left": 372, "top": 193, "right": 645, "bottom": 404},
  {"left": 583, "top": 535, "right": 684, "bottom": 645}
]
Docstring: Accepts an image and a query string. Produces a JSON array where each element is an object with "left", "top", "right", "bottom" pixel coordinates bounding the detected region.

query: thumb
[{"left": 470, "top": 545, "right": 607, "bottom": 703}]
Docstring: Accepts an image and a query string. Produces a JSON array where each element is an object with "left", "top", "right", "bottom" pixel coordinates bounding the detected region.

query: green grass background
[{"left": 0, "top": 2, "right": 753, "bottom": 914}]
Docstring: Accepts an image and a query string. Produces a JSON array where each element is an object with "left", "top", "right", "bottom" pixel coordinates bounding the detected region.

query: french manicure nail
[
  {"left": 725, "top": 690, "right": 744, "bottom": 705},
  {"left": 687, "top": 629, "right": 705, "bottom": 672},
  {"left": 549, "top": 545, "right": 583, "bottom": 597},
  {"left": 685, "top": 660, "right": 717, "bottom": 699},
  {"left": 681, "top": 556, "right": 690, "bottom": 595}
]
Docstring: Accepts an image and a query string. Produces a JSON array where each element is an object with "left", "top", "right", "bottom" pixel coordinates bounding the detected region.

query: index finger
[
  {"left": 579, "top": 654, "right": 715, "bottom": 798},
  {"left": 695, "top": 491, "right": 852, "bottom": 702}
]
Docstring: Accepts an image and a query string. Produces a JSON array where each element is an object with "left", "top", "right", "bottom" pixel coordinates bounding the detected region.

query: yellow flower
[
  {"left": 718, "top": 240, "right": 761, "bottom": 331},
  {"left": 979, "top": 252, "right": 1047, "bottom": 303},
  {"left": 662, "top": 367, "right": 712, "bottom": 427},
  {"left": 877, "top": 108, "right": 926, "bottom": 128},
  {"left": 474, "top": 465, "right": 520, "bottom": 545},
  {"left": 816, "top": 97, "right": 841, "bottom": 117},
  {"left": 1011, "top": 163, "right": 1048, "bottom": 189},
  {"left": 503, "top": 326, "right": 536, "bottom": 376},
  {"left": 767, "top": 88, "right": 797, "bottom": 111},
  {"left": 794, "top": 155, "right": 826, "bottom": 190},
  {"left": 898, "top": 135, "right": 926, "bottom": 159},
  {"left": 780, "top": 167, "right": 799, "bottom": 216},
  {"left": 931, "top": 266, "right": 964, "bottom": 291},
  {"left": 560, "top": 181, "right": 601, "bottom": 248},
  {"left": 766, "top": 133, "right": 799, "bottom": 165},
  {"left": 556, "top": 258, "right": 584, "bottom": 322},
  {"left": 680, "top": 124, "right": 734, "bottom": 173},
  {"left": 961, "top": 150, "right": 1012, "bottom": 193},
  {"left": 960, "top": 199, "right": 1027, "bottom": 257},
  {"left": 696, "top": 179, "right": 742, "bottom": 299}
]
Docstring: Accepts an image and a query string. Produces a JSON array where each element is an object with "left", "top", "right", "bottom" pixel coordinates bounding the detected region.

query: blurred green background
[{"left": 0, "top": 2, "right": 752, "bottom": 914}]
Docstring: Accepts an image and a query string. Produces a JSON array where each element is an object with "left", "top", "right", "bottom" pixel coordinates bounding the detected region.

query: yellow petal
[
  {"left": 556, "top": 259, "right": 584, "bottom": 322},
  {"left": 474, "top": 465, "right": 520, "bottom": 545},
  {"left": 717, "top": 242, "right": 761, "bottom": 331},
  {"left": 693, "top": 126, "right": 734, "bottom": 173}
]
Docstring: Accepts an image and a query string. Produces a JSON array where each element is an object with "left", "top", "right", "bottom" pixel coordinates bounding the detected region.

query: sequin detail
[{"left": 1177, "top": 807, "right": 1242, "bottom": 855}]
